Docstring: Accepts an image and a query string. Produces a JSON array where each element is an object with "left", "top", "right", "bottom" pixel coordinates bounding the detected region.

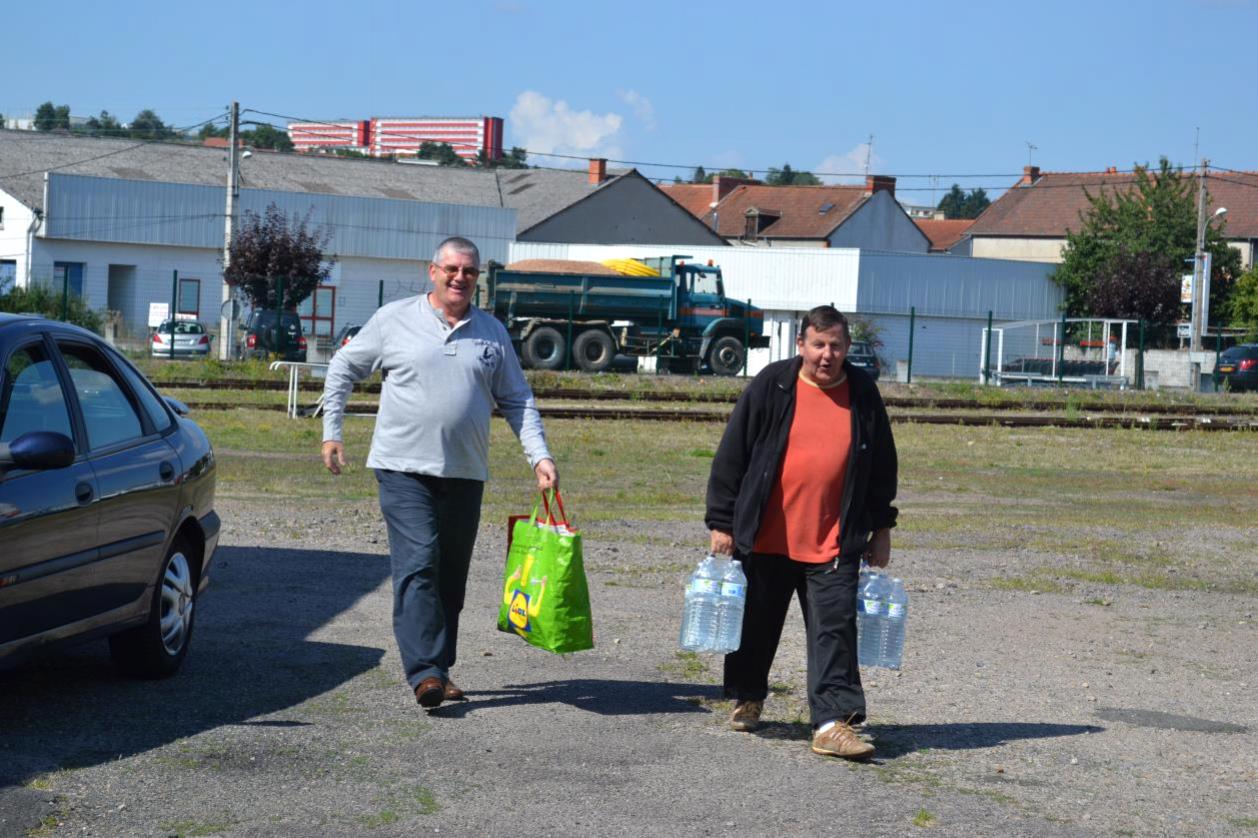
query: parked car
[
  {"left": 332, "top": 324, "right": 362, "bottom": 355},
  {"left": 151, "top": 319, "right": 212, "bottom": 358},
  {"left": 847, "top": 340, "right": 881, "bottom": 380},
  {"left": 243, "top": 310, "right": 307, "bottom": 362},
  {"left": 0, "top": 313, "right": 219, "bottom": 678},
  {"left": 1214, "top": 344, "right": 1258, "bottom": 393}
]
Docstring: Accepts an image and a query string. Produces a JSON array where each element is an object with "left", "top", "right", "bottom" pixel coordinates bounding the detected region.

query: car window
[
  {"left": 109, "top": 350, "right": 173, "bottom": 433},
  {"left": 57, "top": 342, "right": 144, "bottom": 450},
  {"left": 0, "top": 342, "right": 74, "bottom": 444}
]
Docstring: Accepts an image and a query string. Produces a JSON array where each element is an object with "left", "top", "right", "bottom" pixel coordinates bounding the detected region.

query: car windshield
[{"left": 849, "top": 342, "right": 873, "bottom": 356}]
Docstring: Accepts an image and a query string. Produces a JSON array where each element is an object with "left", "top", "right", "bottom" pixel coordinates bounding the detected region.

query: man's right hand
[
  {"left": 709, "top": 529, "right": 734, "bottom": 556},
  {"left": 322, "top": 440, "right": 347, "bottom": 476}
]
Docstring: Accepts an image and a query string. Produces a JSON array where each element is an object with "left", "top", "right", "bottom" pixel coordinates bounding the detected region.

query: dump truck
[{"left": 484, "top": 256, "right": 768, "bottom": 375}]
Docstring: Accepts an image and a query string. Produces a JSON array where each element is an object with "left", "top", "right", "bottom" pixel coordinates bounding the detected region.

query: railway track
[{"left": 179, "top": 400, "right": 1258, "bottom": 431}]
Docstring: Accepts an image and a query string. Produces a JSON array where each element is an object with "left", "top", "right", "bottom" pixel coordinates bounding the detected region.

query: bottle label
[
  {"left": 689, "top": 579, "right": 719, "bottom": 595},
  {"left": 886, "top": 603, "right": 905, "bottom": 618},
  {"left": 720, "top": 583, "right": 746, "bottom": 598},
  {"left": 859, "top": 598, "right": 882, "bottom": 615}
]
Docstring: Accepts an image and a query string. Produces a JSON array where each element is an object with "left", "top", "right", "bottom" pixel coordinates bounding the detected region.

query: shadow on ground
[
  {"left": 430, "top": 679, "right": 722, "bottom": 718},
  {"left": 753, "top": 720, "right": 1104, "bottom": 758},
  {"left": 0, "top": 546, "right": 389, "bottom": 793}
]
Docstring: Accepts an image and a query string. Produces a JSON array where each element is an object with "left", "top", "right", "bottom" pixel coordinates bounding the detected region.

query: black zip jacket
[{"left": 705, "top": 356, "right": 898, "bottom": 558}]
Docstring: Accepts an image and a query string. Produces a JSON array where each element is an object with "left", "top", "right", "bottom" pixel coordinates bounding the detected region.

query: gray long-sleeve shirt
[{"left": 321, "top": 295, "right": 551, "bottom": 481}]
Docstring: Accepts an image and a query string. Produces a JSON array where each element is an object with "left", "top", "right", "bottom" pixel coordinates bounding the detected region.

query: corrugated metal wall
[{"left": 43, "top": 173, "right": 517, "bottom": 264}]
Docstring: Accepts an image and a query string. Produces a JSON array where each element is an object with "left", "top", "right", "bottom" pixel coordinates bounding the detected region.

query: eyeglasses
[{"left": 433, "top": 264, "right": 481, "bottom": 279}]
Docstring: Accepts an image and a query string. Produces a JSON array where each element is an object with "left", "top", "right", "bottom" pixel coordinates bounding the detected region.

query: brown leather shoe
[
  {"left": 811, "top": 720, "right": 875, "bottom": 760},
  {"left": 729, "top": 700, "right": 763, "bottom": 732},
  {"left": 414, "top": 676, "right": 444, "bottom": 708},
  {"left": 443, "top": 680, "right": 465, "bottom": 701}
]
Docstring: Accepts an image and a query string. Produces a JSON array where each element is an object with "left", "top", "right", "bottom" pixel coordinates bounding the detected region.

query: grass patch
[
  {"left": 1228, "top": 817, "right": 1258, "bottom": 829},
  {"left": 659, "top": 651, "right": 710, "bottom": 680},
  {"left": 911, "top": 808, "right": 938, "bottom": 827},
  {"left": 161, "top": 820, "right": 235, "bottom": 837},
  {"left": 989, "top": 576, "right": 1066, "bottom": 594},
  {"left": 359, "top": 809, "right": 399, "bottom": 829}
]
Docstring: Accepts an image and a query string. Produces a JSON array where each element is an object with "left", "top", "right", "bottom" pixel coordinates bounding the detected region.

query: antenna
[
  {"left": 1025, "top": 141, "right": 1037, "bottom": 167},
  {"left": 864, "top": 134, "right": 874, "bottom": 176}
]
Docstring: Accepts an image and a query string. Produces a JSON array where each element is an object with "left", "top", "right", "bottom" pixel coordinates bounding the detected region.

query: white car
[{"left": 151, "top": 320, "right": 212, "bottom": 358}]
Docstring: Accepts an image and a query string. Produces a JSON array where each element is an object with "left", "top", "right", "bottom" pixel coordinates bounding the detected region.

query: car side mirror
[
  {"left": 0, "top": 431, "right": 76, "bottom": 473},
  {"left": 163, "top": 396, "right": 190, "bottom": 416}
]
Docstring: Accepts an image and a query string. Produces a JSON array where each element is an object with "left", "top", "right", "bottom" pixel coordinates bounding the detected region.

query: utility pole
[
  {"left": 219, "top": 101, "right": 240, "bottom": 360},
  {"left": 1190, "top": 159, "right": 1209, "bottom": 353}
]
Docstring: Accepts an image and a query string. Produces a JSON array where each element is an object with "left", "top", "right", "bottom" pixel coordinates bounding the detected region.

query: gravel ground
[{"left": 2, "top": 493, "right": 1255, "bottom": 837}]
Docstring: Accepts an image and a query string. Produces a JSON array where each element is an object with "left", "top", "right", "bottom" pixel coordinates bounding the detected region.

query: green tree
[
  {"left": 477, "top": 146, "right": 529, "bottom": 169},
  {"left": 691, "top": 165, "right": 707, "bottom": 184},
  {"left": 700, "top": 168, "right": 751, "bottom": 184},
  {"left": 765, "top": 163, "right": 821, "bottom": 186},
  {"left": 1054, "top": 158, "right": 1240, "bottom": 318},
  {"left": 198, "top": 123, "right": 229, "bottom": 140},
  {"left": 417, "top": 141, "right": 468, "bottom": 167},
  {"left": 84, "top": 110, "right": 123, "bottom": 137},
  {"left": 0, "top": 282, "right": 102, "bottom": 332},
  {"left": 34, "top": 101, "right": 71, "bottom": 131},
  {"left": 242, "top": 123, "right": 294, "bottom": 152},
  {"left": 127, "top": 109, "right": 177, "bottom": 139},
  {"left": 1228, "top": 266, "right": 1258, "bottom": 339},
  {"left": 937, "top": 184, "right": 990, "bottom": 219},
  {"left": 224, "top": 203, "right": 335, "bottom": 309}
]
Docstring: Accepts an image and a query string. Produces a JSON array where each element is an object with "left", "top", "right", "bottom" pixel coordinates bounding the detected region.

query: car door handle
[
  {"left": 159, "top": 461, "right": 175, "bottom": 481},
  {"left": 75, "top": 482, "right": 93, "bottom": 503}
]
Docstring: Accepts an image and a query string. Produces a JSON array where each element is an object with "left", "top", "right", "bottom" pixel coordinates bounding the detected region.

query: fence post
[
  {"left": 907, "top": 306, "right": 915, "bottom": 384},
  {"left": 656, "top": 298, "right": 664, "bottom": 376},
  {"left": 1057, "top": 311, "right": 1067, "bottom": 384},
  {"left": 276, "top": 277, "right": 286, "bottom": 357},
  {"left": 1137, "top": 320, "right": 1146, "bottom": 390},
  {"left": 170, "top": 270, "right": 178, "bottom": 360},
  {"left": 567, "top": 292, "right": 575, "bottom": 372},
  {"left": 983, "top": 310, "right": 993, "bottom": 385},
  {"left": 378, "top": 280, "right": 384, "bottom": 309},
  {"left": 1215, "top": 326, "right": 1222, "bottom": 389},
  {"left": 743, "top": 298, "right": 751, "bottom": 377},
  {"left": 61, "top": 268, "right": 71, "bottom": 322}
]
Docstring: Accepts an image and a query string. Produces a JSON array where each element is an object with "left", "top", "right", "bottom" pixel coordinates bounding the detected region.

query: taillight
[
  {"left": 298, "top": 336, "right": 307, "bottom": 349},
  {"left": 1240, "top": 359, "right": 1257, "bottom": 371},
  {"left": 246, "top": 334, "right": 257, "bottom": 348},
  {"left": 152, "top": 333, "right": 163, "bottom": 344},
  {"left": 198, "top": 335, "right": 210, "bottom": 345}
]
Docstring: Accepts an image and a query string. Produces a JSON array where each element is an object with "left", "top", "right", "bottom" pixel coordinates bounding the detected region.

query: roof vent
[{"left": 819, "top": 202, "right": 835, "bottom": 214}]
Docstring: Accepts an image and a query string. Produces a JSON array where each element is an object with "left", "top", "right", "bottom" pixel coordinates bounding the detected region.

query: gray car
[
  {"left": 151, "top": 319, "right": 212, "bottom": 358},
  {"left": 847, "top": 339, "right": 881, "bottom": 380},
  {"left": 0, "top": 314, "right": 219, "bottom": 677}
]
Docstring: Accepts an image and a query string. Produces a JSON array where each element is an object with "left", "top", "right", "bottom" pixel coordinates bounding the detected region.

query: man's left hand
[
  {"left": 864, "top": 528, "right": 892, "bottom": 568},
  {"left": 534, "top": 458, "right": 558, "bottom": 490}
]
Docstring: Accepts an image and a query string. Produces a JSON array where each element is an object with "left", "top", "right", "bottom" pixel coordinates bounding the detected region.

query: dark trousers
[
  {"left": 375, "top": 470, "right": 484, "bottom": 688},
  {"left": 723, "top": 552, "right": 866, "bottom": 727}
]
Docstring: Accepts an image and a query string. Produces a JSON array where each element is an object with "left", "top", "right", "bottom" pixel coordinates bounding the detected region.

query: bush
[{"left": 0, "top": 283, "right": 104, "bottom": 332}]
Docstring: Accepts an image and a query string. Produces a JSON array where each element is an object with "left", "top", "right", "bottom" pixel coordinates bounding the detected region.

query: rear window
[{"left": 1220, "top": 346, "right": 1258, "bottom": 362}]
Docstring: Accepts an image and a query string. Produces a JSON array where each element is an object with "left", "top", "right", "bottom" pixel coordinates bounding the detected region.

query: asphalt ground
[{"left": 1, "top": 495, "right": 1255, "bottom": 837}]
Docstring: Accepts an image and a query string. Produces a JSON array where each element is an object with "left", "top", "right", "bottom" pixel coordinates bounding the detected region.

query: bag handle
[{"left": 539, "top": 488, "right": 570, "bottom": 528}]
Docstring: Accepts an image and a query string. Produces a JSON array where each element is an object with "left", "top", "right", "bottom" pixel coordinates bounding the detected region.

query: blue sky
[{"left": 5, "top": 0, "right": 1255, "bottom": 202}]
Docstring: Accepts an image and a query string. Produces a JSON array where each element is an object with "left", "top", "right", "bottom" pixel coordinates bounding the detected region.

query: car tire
[
  {"left": 707, "top": 335, "right": 745, "bottom": 376},
  {"left": 573, "top": 330, "right": 615, "bottom": 373},
  {"left": 522, "top": 326, "right": 567, "bottom": 370},
  {"left": 108, "top": 536, "right": 198, "bottom": 679}
]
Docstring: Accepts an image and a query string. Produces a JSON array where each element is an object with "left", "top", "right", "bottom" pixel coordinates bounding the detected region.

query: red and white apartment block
[{"left": 286, "top": 116, "right": 504, "bottom": 162}]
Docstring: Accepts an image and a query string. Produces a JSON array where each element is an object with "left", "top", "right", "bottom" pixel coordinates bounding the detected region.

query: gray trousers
[{"left": 375, "top": 470, "right": 484, "bottom": 688}]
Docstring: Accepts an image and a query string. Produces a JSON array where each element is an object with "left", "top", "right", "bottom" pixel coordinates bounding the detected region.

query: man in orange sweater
[{"left": 705, "top": 305, "right": 898, "bottom": 760}]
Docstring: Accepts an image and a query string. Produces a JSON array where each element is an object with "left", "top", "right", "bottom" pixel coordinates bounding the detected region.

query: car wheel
[
  {"left": 707, "top": 335, "right": 745, "bottom": 376},
  {"left": 573, "top": 330, "right": 615, "bottom": 373},
  {"left": 522, "top": 326, "right": 567, "bottom": 370},
  {"left": 109, "top": 536, "right": 197, "bottom": 679}
]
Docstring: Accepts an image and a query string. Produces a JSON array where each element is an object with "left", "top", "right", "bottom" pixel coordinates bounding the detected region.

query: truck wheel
[
  {"left": 523, "top": 326, "right": 567, "bottom": 370},
  {"left": 708, "top": 336, "right": 745, "bottom": 376},
  {"left": 573, "top": 330, "right": 615, "bottom": 373}
]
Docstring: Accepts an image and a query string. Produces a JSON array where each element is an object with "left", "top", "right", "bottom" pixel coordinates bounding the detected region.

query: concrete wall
[
  {"left": 969, "top": 236, "right": 1068, "bottom": 263},
  {"left": 829, "top": 191, "right": 929, "bottom": 253},
  {"left": 0, "top": 188, "right": 36, "bottom": 287}
]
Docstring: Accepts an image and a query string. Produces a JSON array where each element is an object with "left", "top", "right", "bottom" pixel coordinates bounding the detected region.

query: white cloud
[
  {"left": 617, "top": 89, "right": 655, "bottom": 131},
  {"left": 816, "top": 143, "right": 884, "bottom": 185},
  {"left": 509, "top": 91, "right": 624, "bottom": 167}
]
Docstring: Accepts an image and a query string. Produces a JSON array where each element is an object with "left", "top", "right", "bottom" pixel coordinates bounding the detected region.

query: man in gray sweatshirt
[{"left": 321, "top": 236, "right": 557, "bottom": 709}]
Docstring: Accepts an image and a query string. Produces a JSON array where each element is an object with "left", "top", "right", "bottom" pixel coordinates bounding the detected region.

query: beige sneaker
[
  {"left": 729, "top": 700, "right": 763, "bottom": 732},
  {"left": 811, "top": 721, "right": 875, "bottom": 760}
]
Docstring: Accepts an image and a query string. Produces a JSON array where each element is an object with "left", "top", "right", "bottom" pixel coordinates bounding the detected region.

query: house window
[
  {"left": 178, "top": 278, "right": 201, "bottom": 317},
  {"left": 0, "top": 206, "right": 5, "bottom": 229},
  {"left": 53, "top": 262, "right": 84, "bottom": 297},
  {"left": 0, "top": 260, "right": 15, "bottom": 290},
  {"left": 298, "top": 285, "right": 336, "bottom": 338}
]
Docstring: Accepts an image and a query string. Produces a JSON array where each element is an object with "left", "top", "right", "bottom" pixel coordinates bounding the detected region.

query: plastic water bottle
[
  {"left": 856, "top": 570, "right": 891, "bottom": 667},
  {"left": 879, "top": 577, "right": 909, "bottom": 670},
  {"left": 679, "top": 555, "right": 722, "bottom": 651},
  {"left": 713, "top": 559, "right": 747, "bottom": 654}
]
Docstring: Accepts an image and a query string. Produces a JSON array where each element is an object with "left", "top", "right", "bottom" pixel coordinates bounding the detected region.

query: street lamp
[{"left": 1191, "top": 205, "right": 1227, "bottom": 353}]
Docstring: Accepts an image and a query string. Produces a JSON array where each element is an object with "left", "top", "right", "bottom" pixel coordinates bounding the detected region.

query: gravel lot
[{"left": 2, "top": 489, "right": 1255, "bottom": 837}]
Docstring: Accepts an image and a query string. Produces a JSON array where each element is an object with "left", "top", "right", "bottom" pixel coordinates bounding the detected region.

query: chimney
[
  {"left": 588, "top": 158, "right": 607, "bottom": 185},
  {"left": 1020, "top": 165, "right": 1041, "bottom": 186},
  {"left": 865, "top": 175, "right": 896, "bottom": 197}
]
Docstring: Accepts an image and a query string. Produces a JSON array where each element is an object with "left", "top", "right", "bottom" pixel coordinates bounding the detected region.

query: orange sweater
[{"left": 752, "top": 375, "right": 851, "bottom": 563}]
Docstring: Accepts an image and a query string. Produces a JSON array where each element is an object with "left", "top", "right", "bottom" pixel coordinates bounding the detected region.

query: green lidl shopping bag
[{"left": 497, "top": 490, "right": 594, "bottom": 654}]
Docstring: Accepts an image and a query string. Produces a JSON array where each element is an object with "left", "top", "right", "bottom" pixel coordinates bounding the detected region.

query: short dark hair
[{"left": 798, "top": 305, "right": 850, "bottom": 341}]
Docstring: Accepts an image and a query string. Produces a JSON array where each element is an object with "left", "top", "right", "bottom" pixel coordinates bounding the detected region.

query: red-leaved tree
[{"left": 224, "top": 204, "right": 335, "bottom": 309}]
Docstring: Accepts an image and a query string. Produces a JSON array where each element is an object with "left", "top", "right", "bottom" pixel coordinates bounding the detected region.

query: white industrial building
[{"left": 508, "top": 242, "right": 1062, "bottom": 378}]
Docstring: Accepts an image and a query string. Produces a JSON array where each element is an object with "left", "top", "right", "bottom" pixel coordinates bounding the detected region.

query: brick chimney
[
  {"left": 712, "top": 175, "right": 752, "bottom": 203},
  {"left": 1020, "top": 165, "right": 1041, "bottom": 186},
  {"left": 865, "top": 175, "right": 896, "bottom": 197},
  {"left": 588, "top": 158, "right": 607, "bottom": 185}
]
